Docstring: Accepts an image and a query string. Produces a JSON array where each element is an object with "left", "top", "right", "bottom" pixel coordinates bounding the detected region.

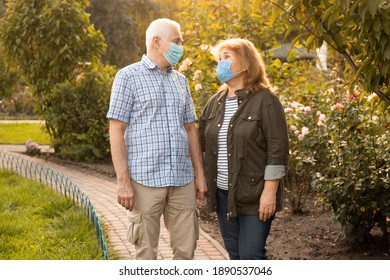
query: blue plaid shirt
[{"left": 107, "top": 55, "right": 197, "bottom": 187}]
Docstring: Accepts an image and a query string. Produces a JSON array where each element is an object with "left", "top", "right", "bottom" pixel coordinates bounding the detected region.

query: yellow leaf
[
  {"left": 269, "top": 3, "right": 281, "bottom": 25},
  {"left": 251, "top": 0, "right": 261, "bottom": 11},
  {"left": 300, "top": 3, "right": 305, "bottom": 13}
]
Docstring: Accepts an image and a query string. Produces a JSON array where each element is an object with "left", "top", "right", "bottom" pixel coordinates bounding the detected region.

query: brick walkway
[{"left": 0, "top": 147, "right": 228, "bottom": 260}]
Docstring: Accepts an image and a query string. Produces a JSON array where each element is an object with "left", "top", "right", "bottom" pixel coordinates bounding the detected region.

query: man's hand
[
  {"left": 195, "top": 173, "right": 207, "bottom": 201},
  {"left": 117, "top": 179, "right": 135, "bottom": 211}
]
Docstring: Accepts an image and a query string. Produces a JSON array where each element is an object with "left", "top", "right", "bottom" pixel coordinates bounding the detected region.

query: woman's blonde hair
[{"left": 211, "top": 38, "right": 270, "bottom": 93}]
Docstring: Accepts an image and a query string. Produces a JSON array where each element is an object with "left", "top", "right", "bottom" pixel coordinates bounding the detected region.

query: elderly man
[{"left": 106, "top": 18, "right": 207, "bottom": 260}]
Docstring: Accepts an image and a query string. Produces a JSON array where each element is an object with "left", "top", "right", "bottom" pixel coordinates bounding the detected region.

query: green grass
[
  {"left": 0, "top": 170, "right": 104, "bottom": 260},
  {"left": 0, "top": 116, "right": 40, "bottom": 121},
  {"left": 0, "top": 123, "right": 51, "bottom": 145}
]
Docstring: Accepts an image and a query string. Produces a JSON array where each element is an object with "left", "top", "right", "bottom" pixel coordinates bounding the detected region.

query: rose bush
[{"left": 312, "top": 86, "right": 390, "bottom": 243}]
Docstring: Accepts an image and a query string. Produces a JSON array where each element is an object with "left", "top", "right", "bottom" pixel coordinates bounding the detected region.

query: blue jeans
[{"left": 217, "top": 188, "right": 274, "bottom": 260}]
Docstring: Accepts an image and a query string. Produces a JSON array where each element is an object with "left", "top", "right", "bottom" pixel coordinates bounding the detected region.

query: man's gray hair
[{"left": 145, "top": 18, "right": 181, "bottom": 52}]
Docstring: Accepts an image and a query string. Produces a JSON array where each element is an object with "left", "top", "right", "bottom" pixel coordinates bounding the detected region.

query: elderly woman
[{"left": 198, "top": 38, "right": 289, "bottom": 260}]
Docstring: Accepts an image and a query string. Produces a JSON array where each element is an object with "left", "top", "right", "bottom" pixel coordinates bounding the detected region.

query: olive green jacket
[{"left": 198, "top": 88, "right": 289, "bottom": 217}]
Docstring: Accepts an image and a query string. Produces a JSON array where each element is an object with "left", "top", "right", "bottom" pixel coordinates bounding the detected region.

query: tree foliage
[
  {"left": 177, "top": 0, "right": 286, "bottom": 115},
  {"left": 0, "top": 51, "right": 19, "bottom": 100},
  {"left": 260, "top": 0, "right": 390, "bottom": 107},
  {"left": 0, "top": 0, "right": 106, "bottom": 94},
  {"left": 0, "top": 0, "right": 5, "bottom": 17},
  {"left": 0, "top": 0, "right": 111, "bottom": 160},
  {"left": 88, "top": 0, "right": 178, "bottom": 67}
]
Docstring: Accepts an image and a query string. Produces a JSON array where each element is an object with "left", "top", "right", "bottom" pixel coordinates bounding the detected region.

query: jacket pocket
[
  {"left": 127, "top": 212, "right": 144, "bottom": 245},
  {"left": 235, "top": 114, "right": 261, "bottom": 139},
  {"left": 235, "top": 171, "right": 264, "bottom": 205},
  {"left": 208, "top": 113, "right": 216, "bottom": 120}
]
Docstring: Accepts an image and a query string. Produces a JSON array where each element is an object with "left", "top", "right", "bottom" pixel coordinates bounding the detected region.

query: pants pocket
[{"left": 127, "top": 212, "right": 143, "bottom": 245}]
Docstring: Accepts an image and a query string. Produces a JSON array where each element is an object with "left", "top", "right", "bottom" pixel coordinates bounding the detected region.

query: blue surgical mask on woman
[
  {"left": 216, "top": 60, "right": 244, "bottom": 83},
  {"left": 159, "top": 39, "right": 184, "bottom": 65},
  {"left": 216, "top": 60, "right": 234, "bottom": 83}
]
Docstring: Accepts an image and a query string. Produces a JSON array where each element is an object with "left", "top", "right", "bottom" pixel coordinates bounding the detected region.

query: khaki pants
[{"left": 127, "top": 180, "right": 198, "bottom": 260}]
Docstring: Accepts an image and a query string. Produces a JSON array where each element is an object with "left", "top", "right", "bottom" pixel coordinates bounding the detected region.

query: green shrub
[
  {"left": 43, "top": 63, "right": 116, "bottom": 162},
  {"left": 268, "top": 57, "right": 389, "bottom": 243},
  {"left": 0, "top": 87, "right": 35, "bottom": 118},
  {"left": 267, "top": 57, "right": 331, "bottom": 213},
  {"left": 312, "top": 86, "right": 390, "bottom": 243}
]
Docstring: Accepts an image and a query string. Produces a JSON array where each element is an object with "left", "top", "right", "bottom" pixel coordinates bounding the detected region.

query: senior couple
[{"left": 107, "top": 18, "right": 288, "bottom": 260}]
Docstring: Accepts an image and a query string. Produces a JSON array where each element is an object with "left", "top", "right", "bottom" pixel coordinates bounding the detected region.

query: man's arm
[
  {"left": 109, "top": 119, "right": 134, "bottom": 210},
  {"left": 185, "top": 122, "right": 207, "bottom": 201}
]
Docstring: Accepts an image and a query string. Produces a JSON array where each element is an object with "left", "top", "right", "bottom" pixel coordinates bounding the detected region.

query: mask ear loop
[
  {"left": 156, "top": 37, "right": 169, "bottom": 55},
  {"left": 234, "top": 58, "right": 247, "bottom": 75},
  {"left": 226, "top": 60, "right": 246, "bottom": 75},
  {"left": 233, "top": 69, "right": 246, "bottom": 75}
]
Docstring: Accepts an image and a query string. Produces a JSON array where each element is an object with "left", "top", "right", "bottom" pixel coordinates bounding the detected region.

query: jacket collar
[{"left": 216, "top": 88, "right": 248, "bottom": 103}]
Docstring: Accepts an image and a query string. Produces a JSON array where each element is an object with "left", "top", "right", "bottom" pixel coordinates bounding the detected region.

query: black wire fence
[{"left": 0, "top": 151, "right": 109, "bottom": 260}]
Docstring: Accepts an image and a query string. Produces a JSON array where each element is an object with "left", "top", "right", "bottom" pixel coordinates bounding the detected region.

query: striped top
[{"left": 217, "top": 95, "right": 238, "bottom": 190}]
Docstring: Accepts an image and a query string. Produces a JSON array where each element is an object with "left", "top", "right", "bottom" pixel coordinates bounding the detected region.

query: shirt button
[
  {"left": 230, "top": 124, "right": 233, "bottom": 127},
  {"left": 217, "top": 124, "right": 221, "bottom": 127},
  {"left": 248, "top": 116, "right": 252, "bottom": 120},
  {"left": 228, "top": 153, "right": 231, "bottom": 157}
]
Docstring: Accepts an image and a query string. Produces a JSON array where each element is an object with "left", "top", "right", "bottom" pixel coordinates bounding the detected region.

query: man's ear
[{"left": 152, "top": 36, "right": 161, "bottom": 49}]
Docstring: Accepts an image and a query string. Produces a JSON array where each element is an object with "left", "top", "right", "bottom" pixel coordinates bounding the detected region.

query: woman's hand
[{"left": 258, "top": 180, "right": 278, "bottom": 221}]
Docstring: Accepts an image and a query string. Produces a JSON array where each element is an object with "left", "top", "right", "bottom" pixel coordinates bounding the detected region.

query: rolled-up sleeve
[{"left": 264, "top": 165, "right": 286, "bottom": 180}]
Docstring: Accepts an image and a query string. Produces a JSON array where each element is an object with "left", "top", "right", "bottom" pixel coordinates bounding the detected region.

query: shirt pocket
[{"left": 132, "top": 85, "right": 164, "bottom": 113}]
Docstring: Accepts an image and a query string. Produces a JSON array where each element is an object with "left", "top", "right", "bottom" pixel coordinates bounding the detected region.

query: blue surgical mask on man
[
  {"left": 159, "top": 39, "right": 184, "bottom": 65},
  {"left": 216, "top": 60, "right": 244, "bottom": 83}
]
